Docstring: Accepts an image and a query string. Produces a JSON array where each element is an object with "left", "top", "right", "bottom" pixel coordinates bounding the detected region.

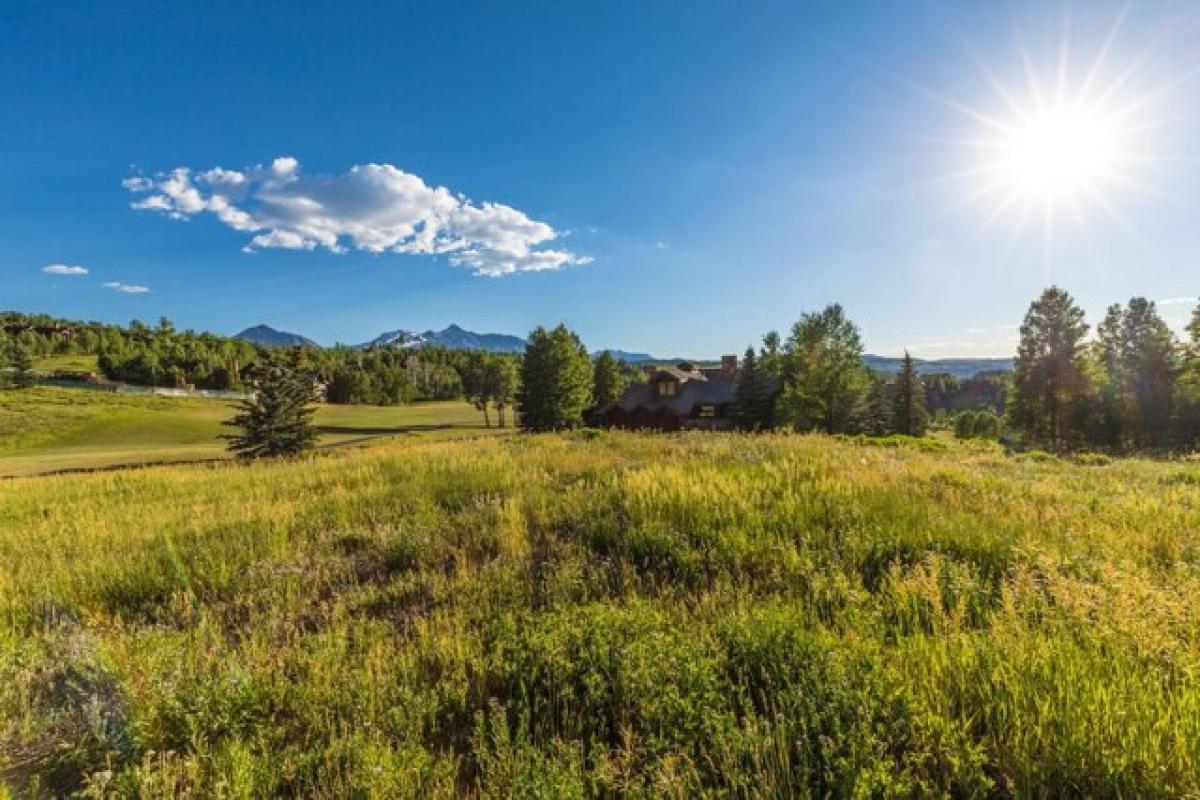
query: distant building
[
  {"left": 601, "top": 355, "right": 777, "bottom": 430},
  {"left": 3, "top": 324, "right": 75, "bottom": 338}
]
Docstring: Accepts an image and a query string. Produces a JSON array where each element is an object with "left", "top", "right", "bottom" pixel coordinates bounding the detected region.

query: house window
[
  {"left": 658, "top": 380, "right": 676, "bottom": 398},
  {"left": 698, "top": 405, "right": 716, "bottom": 418}
]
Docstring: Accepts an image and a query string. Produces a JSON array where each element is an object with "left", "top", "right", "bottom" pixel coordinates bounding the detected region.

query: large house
[{"left": 601, "top": 355, "right": 777, "bottom": 430}]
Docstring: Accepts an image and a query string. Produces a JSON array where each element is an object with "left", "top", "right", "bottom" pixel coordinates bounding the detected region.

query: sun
[
  {"left": 926, "top": 10, "right": 1181, "bottom": 240},
  {"left": 989, "top": 104, "right": 1121, "bottom": 203}
]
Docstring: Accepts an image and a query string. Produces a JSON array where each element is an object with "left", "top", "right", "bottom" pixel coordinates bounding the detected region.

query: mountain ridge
[
  {"left": 236, "top": 322, "right": 1014, "bottom": 378},
  {"left": 361, "top": 324, "right": 527, "bottom": 353},
  {"left": 234, "top": 324, "right": 318, "bottom": 348},
  {"left": 863, "top": 354, "right": 1012, "bottom": 379}
]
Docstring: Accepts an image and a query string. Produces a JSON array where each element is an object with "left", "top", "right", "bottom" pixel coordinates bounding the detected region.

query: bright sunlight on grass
[
  {"left": 2, "top": 431, "right": 1199, "bottom": 795},
  {"left": 0, "top": 388, "right": 501, "bottom": 476}
]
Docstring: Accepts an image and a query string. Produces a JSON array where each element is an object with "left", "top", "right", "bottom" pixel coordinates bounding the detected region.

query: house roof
[
  {"left": 613, "top": 375, "right": 732, "bottom": 416},
  {"left": 608, "top": 370, "right": 782, "bottom": 418},
  {"left": 653, "top": 366, "right": 707, "bottom": 383}
]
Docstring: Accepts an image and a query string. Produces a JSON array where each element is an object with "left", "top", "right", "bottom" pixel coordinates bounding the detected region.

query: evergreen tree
[
  {"left": 1091, "top": 304, "right": 1127, "bottom": 448},
  {"left": 591, "top": 350, "right": 627, "bottom": 409},
  {"left": 776, "top": 304, "right": 870, "bottom": 434},
  {"left": 733, "top": 347, "right": 762, "bottom": 430},
  {"left": 862, "top": 372, "right": 893, "bottom": 436},
  {"left": 1175, "top": 300, "right": 1200, "bottom": 449},
  {"left": 1009, "top": 287, "right": 1090, "bottom": 451},
  {"left": 223, "top": 355, "right": 317, "bottom": 458},
  {"left": 517, "top": 325, "right": 593, "bottom": 431},
  {"left": 891, "top": 351, "right": 928, "bottom": 436},
  {"left": 10, "top": 344, "right": 36, "bottom": 389},
  {"left": 1119, "top": 298, "right": 1176, "bottom": 449}
]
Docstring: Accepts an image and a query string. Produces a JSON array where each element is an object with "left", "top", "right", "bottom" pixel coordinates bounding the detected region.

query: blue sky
[{"left": 3, "top": 1, "right": 1199, "bottom": 357}]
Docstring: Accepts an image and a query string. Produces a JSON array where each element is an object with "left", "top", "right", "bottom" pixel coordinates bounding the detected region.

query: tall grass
[{"left": 2, "top": 432, "right": 1199, "bottom": 796}]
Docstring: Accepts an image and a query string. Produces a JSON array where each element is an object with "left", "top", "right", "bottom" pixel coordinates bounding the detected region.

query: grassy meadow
[
  {"left": 0, "top": 388, "right": 498, "bottom": 476},
  {"left": 2, "top": 429, "right": 1200, "bottom": 796},
  {"left": 32, "top": 354, "right": 103, "bottom": 374}
]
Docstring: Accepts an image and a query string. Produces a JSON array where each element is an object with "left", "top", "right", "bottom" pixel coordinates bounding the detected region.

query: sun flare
[
  {"left": 929, "top": 12, "right": 1181, "bottom": 240},
  {"left": 989, "top": 104, "right": 1122, "bottom": 203}
]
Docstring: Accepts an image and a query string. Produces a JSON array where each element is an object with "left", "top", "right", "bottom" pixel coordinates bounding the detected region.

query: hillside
[
  {"left": 0, "top": 388, "right": 499, "bottom": 476},
  {"left": 2, "top": 432, "right": 1198, "bottom": 795},
  {"left": 234, "top": 324, "right": 318, "bottom": 348},
  {"left": 864, "top": 354, "right": 1013, "bottom": 378},
  {"left": 363, "top": 324, "right": 527, "bottom": 352}
]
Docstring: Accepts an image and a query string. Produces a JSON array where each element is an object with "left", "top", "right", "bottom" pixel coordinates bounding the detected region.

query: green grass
[
  {"left": 32, "top": 353, "right": 100, "bottom": 373},
  {"left": 2, "top": 431, "right": 1199, "bottom": 796},
  {"left": 0, "top": 388, "right": 499, "bottom": 476}
]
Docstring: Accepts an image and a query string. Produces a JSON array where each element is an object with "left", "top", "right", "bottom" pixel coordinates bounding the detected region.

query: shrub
[{"left": 954, "top": 409, "right": 1002, "bottom": 440}]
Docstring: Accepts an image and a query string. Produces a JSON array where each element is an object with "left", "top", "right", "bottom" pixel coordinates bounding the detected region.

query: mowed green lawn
[{"left": 0, "top": 388, "right": 499, "bottom": 476}]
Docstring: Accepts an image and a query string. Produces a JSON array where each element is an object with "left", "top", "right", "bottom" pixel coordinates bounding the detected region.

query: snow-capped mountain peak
[{"left": 359, "top": 325, "right": 527, "bottom": 353}]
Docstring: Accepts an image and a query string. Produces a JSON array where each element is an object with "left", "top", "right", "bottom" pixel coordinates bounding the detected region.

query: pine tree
[
  {"left": 862, "top": 372, "right": 893, "bottom": 436},
  {"left": 1176, "top": 300, "right": 1200, "bottom": 449},
  {"left": 222, "top": 355, "right": 317, "bottom": 458},
  {"left": 517, "top": 325, "right": 593, "bottom": 431},
  {"left": 891, "top": 351, "right": 928, "bottom": 436},
  {"left": 1119, "top": 298, "right": 1176, "bottom": 449},
  {"left": 734, "top": 347, "right": 761, "bottom": 430},
  {"left": 1010, "top": 287, "right": 1090, "bottom": 451},
  {"left": 1091, "top": 304, "right": 1127, "bottom": 449},
  {"left": 591, "top": 350, "right": 627, "bottom": 409},
  {"left": 10, "top": 344, "right": 36, "bottom": 389}
]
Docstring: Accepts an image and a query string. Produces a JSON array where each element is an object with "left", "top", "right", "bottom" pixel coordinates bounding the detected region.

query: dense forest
[{"left": 0, "top": 313, "right": 640, "bottom": 422}]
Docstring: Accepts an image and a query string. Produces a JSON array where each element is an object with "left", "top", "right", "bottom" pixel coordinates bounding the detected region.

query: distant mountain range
[
  {"left": 361, "top": 324, "right": 527, "bottom": 353},
  {"left": 234, "top": 324, "right": 318, "bottom": 348},
  {"left": 596, "top": 352, "right": 1012, "bottom": 378},
  {"left": 593, "top": 349, "right": 675, "bottom": 363},
  {"left": 863, "top": 355, "right": 1013, "bottom": 379},
  {"left": 234, "top": 323, "right": 1013, "bottom": 379}
]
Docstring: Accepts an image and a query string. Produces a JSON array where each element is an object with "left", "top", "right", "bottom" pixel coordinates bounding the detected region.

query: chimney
[{"left": 721, "top": 354, "right": 737, "bottom": 381}]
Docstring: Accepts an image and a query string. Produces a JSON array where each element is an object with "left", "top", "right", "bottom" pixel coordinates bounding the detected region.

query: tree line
[
  {"left": 1008, "top": 286, "right": 1200, "bottom": 452},
  {"left": 729, "top": 304, "right": 930, "bottom": 437},
  {"left": 16, "top": 292, "right": 1200, "bottom": 457},
  {"left": 0, "top": 312, "right": 633, "bottom": 410},
  {"left": 510, "top": 310, "right": 935, "bottom": 437},
  {"left": 227, "top": 325, "right": 633, "bottom": 455}
]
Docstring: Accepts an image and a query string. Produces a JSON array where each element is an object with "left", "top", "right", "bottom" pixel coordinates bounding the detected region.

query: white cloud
[
  {"left": 42, "top": 263, "right": 89, "bottom": 275},
  {"left": 1158, "top": 296, "right": 1197, "bottom": 306},
  {"left": 103, "top": 281, "right": 151, "bottom": 294},
  {"left": 124, "top": 157, "right": 590, "bottom": 276}
]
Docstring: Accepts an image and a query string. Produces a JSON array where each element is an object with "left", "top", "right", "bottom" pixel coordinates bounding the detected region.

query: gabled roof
[
  {"left": 608, "top": 372, "right": 782, "bottom": 418},
  {"left": 652, "top": 366, "right": 707, "bottom": 383},
  {"left": 614, "top": 375, "right": 732, "bottom": 416}
]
